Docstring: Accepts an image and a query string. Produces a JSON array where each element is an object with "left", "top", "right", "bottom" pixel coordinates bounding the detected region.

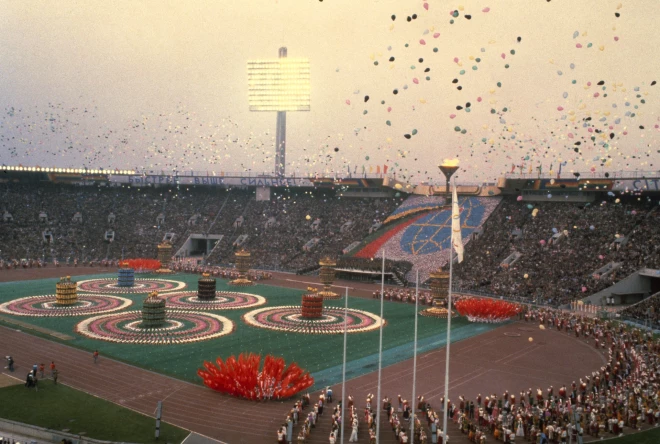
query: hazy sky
[{"left": 1, "top": 0, "right": 659, "bottom": 182}]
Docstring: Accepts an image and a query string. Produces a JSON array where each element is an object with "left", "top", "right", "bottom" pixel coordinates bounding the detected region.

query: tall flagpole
[
  {"left": 411, "top": 270, "right": 419, "bottom": 444},
  {"left": 340, "top": 286, "right": 348, "bottom": 444},
  {"left": 375, "top": 251, "right": 385, "bottom": 443},
  {"left": 442, "top": 193, "right": 455, "bottom": 444}
]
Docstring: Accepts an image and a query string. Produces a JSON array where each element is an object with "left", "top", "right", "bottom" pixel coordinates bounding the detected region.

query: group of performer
[
  {"left": 372, "top": 289, "right": 434, "bottom": 306},
  {"left": 278, "top": 305, "right": 659, "bottom": 443},
  {"left": 170, "top": 262, "right": 272, "bottom": 281},
  {"left": 449, "top": 308, "right": 659, "bottom": 443}
]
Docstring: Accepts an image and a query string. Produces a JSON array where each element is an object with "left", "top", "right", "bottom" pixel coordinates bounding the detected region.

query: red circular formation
[
  {"left": 77, "top": 278, "right": 186, "bottom": 294},
  {"left": 161, "top": 291, "right": 266, "bottom": 310},
  {"left": 453, "top": 296, "right": 522, "bottom": 323},
  {"left": 198, "top": 353, "right": 314, "bottom": 400},
  {"left": 75, "top": 309, "right": 234, "bottom": 344},
  {"left": 0, "top": 294, "right": 132, "bottom": 317}
]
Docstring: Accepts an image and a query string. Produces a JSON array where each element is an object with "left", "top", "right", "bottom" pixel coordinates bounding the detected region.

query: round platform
[
  {"left": 161, "top": 291, "right": 266, "bottom": 310},
  {"left": 0, "top": 294, "right": 132, "bottom": 317},
  {"left": 77, "top": 278, "right": 186, "bottom": 294},
  {"left": 242, "top": 305, "right": 385, "bottom": 335},
  {"left": 75, "top": 309, "right": 234, "bottom": 344}
]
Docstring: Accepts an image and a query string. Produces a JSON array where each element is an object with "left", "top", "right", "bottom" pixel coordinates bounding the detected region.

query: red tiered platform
[{"left": 300, "top": 288, "right": 323, "bottom": 319}]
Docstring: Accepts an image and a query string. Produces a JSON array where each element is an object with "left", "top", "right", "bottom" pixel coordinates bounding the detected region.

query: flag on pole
[{"left": 451, "top": 179, "right": 464, "bottom": 263}]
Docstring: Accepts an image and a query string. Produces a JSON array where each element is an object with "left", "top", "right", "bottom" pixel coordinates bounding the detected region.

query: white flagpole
[
  {"left": 411, "top": 270, "right": 419, "bottom": 444},
  {"left": 340, "top": 286, "right": 348, "bottom": 444},
  {"left": 375, "top": 251, "right": 385, "bottom": 443},
  {"left": 442, "top": 199, "right": 454, "bottom": 444}
]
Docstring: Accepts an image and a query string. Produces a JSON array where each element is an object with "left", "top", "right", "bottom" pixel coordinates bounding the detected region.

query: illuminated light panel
[{"left": 247, "top": 58, "right": 311, "bottom": 112}]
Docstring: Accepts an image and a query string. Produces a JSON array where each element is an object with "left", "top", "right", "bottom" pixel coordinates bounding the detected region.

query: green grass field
[
  {"left": 0, "top": 273, "right": 501, "bottom": 388},
  {"left": 0, "top": 378, "right": 189, "bottom": 443}
]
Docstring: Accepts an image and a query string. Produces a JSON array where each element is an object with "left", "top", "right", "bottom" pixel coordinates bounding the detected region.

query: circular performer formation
[
  {"left": 162, "top": 291, "right": 266, "bottom": 311},
  {"left": 243, "top": 306, "right": 385, "bottom": 335},
  {"left": 75, "top": 309, "right": 234, "bottom": 344},
  {"left": 77, "top": 278, "right": 186, "bottom": 294},
  {"left": 0, "top": 294, "right": 132, "bottom": 317}
]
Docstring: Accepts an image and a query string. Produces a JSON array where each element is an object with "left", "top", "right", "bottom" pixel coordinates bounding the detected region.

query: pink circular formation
[
  {"left": 0, "top": 294, "right": 132, "bottom": 317},
  {"left": 161, "top": 291, "right": 266, "bottom": 310},
  {"left": 77, "top": 278, "right": 186, "bottom": 294},
  {"left": 75, "top": 310, "right": 234, "bottom": 344},
  {"left": 242, "top": 306, "right": 384, "bottom": 335}
]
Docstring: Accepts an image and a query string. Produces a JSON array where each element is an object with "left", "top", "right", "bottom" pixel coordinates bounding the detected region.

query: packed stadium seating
[
  {"left": 454, "top": 197, "right": 660, "bottom": 306},
  {"left": 0, "top": 183, "right": 397, "bottom": 272}
]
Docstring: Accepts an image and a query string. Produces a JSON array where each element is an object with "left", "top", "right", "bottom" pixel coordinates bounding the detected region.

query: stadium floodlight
[{"left": 248, "top": 47, "right": 310, "bottom": 177}]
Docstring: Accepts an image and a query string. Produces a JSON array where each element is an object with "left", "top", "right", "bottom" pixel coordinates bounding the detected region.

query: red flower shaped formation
[
  {"left": 197, "top": 353, "right": 314, "bottom": 400},
  {"left": 120, "top": 258, "right": 161, "bottom": 272},
  {"left": 454, "top": 297, "right": 522, "bottom": 323}
]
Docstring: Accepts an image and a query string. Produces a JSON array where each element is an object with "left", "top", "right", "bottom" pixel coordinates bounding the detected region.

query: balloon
[
  {"left": 581, "top": 287, "right": 587, "bottom": 293},
  {"left": 539, "top": 325, "right": 546, "bottom": 330},
  {"left": 365, "top": 156, "right": 370, "bottom": 161},
  {"left": 532, "top": 208, "right": 539, "bottom": 217},
  {"left": 552, "top": 228, "right": 558, "bottom": 234},
  {"left": 305, "top": 215, "right": 311, "bottom": 220},
  {"left": 589, "top": 225, "right": 595, "bottom": 230},
  {"left": 517, "top": 196, "right": 523, "bottom": 201},
  {"left": 528, "top": 337, "right": 534, "bottom": 342},
  {"left": 527, "top": 204, "right": 533, "bottom": 209},
  {"left": 539, "top": 240, "right": 546, "bottom": 245},
  {"left": 524, "top": 274, "right": 529, "bottom": 279}
]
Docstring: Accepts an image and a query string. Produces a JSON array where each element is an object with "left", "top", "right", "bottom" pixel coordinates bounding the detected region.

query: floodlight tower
[{"left": 248, "top": 48, "right": 310, "bottom": 177}]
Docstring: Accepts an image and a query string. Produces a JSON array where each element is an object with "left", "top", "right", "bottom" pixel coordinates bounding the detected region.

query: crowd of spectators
[
  {"left": 620, "top": 293, "right": 660, "bottom": 329},
  {"left": 0, "top": 182, "right": 397, "bottom": 273},
  {"left": 5, "top": 181, "right": 660, "bottom": 312},
  {"left": 453, "top": 196, "right": 660, "bottom": 307},
  {"left": 205, "top": 189, "right": 396, "bottom": 272}
]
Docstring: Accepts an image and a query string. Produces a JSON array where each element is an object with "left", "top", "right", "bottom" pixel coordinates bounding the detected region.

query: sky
[{"left": 1, "top": 0, "right": 659, "bottom": 183}]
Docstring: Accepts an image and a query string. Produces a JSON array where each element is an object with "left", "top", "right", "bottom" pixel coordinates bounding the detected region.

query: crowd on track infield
[{"left": 278, "top": 307, "right": 659, "bottom": 444}]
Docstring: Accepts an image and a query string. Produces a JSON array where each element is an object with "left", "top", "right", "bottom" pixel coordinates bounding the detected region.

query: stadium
[{"left": 1, "top": 2, "right": 660, "bottom": 444}]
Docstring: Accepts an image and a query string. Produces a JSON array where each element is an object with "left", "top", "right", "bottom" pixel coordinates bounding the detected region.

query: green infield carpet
[{"left": 0, "top": 273, "right": 502, "bottom": 389}]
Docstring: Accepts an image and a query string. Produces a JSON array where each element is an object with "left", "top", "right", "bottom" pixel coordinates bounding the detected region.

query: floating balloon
[
  {"left": 528, "top": 337, "right": 533, "bottom": 342},
  {"left": 305, "top": 215, "right": 311, "bottom": 220},
  {"left": 524, "top": 273, "right": 529, "bottom": 279},
  {"left": 517, "top": 196, "right": 523, "bottom": 201},
  {"left": 539, "top": 325, "right": 546, "bottom": 330}
]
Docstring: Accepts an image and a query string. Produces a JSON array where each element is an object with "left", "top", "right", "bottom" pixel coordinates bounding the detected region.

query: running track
[{"left": 0, "top": 268, "right": 607, "bottom": 443}]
